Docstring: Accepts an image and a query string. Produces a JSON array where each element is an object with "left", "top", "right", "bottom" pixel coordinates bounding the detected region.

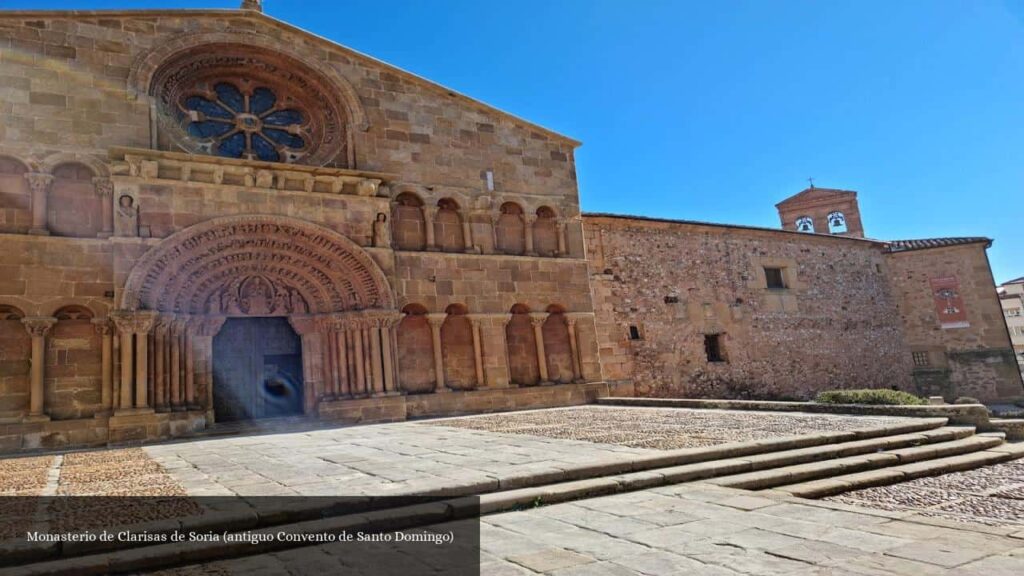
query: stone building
[
  {"left": 998, "top": 277, "right": 1024, "bottom": 377},
  {"left": 0, "top": 3, "right": 1019, "bottom": 451},
  {"left": 588, "top": 189, "right": 1023, "bottom": 404}
]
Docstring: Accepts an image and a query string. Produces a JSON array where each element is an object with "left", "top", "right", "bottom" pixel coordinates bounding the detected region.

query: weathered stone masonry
[{"left": 0, "top": 6, "right": 1019, "bottom": 452}]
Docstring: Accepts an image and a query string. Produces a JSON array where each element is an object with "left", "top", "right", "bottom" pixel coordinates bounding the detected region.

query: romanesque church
[{"left": 0, "top": 2, "right": 1019, "bottom": 451}]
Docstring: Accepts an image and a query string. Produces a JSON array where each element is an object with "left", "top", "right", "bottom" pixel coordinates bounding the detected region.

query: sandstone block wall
[
  {"left": 887, "top": 243, "right": 1024, "bottom": 401},
  {"left": 584, "top": 215, "right": 913, "bottom": 400}
]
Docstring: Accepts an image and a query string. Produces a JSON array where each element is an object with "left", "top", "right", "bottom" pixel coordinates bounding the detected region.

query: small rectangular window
[
  {"left": 912, "top": 351, "right": 930, "bottom": 367},
  {"left": 764, "top": 267, "right": 786, "bottom": 290},
  {"left": 628, "top": 325, "right": 642, "bottom": 340},
  {"left": 704, "top": 334, "right": 725, "bottom": 363}
]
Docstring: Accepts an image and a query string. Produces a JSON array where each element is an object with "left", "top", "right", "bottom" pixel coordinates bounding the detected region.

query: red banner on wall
[{"left": 930, "top": 276, "right": 969, "bottom": 329}]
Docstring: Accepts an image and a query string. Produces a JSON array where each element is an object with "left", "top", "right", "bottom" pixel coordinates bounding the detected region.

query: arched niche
[
  {"left": 542, "top": 304, "right": 574, "bottom": 384},
  {"left": 49, "top": 163, "right": 103, "bottom": 238},
  {"left": 434, "top": 198, "right": 464, "bottom": 253},
  {"left": 393, "top": 192, "right": 426, "bottom": 251},
  {"left": 534, "top": 206, "right": 559, "bottom": 256},
  {"left": 397, "top": 303, "right": 434, "bottom": 393},
  {"left": 0, "top": 304, "right": 30, "bottom": 418},
  {"left": 0, "top": 156, "right": 32, "bottom": 234},
  {"left": 506, "top": 303, "right": 539, "bottom": 386},
  {"left": 46, "top": 305, "right": 102, "bottom": 420},
  {"left": 441, "top": 303, "right": 475, "bottom": 390},
  {"left": 496, "top": 202, "right": 525, "bottom": 255}
]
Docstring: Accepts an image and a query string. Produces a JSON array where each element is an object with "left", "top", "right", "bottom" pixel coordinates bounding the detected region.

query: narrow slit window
[{"left": 628, "top": 325, "right": 642, "bottom": 340}]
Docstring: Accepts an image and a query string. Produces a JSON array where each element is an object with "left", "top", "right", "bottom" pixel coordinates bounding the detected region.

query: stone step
[
  {"left": 705, "top": 434, "right": 1005, "bottom": 491},
  {"left": 1, "top": 421, "right": 957, "bottom": 568},
  {"left": 768, "top": 439, "right": 1024, "bottom": 499}
]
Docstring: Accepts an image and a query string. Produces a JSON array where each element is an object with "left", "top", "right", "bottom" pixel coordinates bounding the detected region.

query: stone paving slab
[{"left": 147, "top": 483, "right": 1024, "bottom": 575}]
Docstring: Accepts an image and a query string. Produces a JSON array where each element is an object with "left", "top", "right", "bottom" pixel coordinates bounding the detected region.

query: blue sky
[{"left": 9, "top": 0, "right": 1023, "bottom": 282}]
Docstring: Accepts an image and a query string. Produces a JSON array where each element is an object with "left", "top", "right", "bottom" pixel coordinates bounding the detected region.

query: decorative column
[
  {"left": 426, "top": 313, "right": 448, "bottom": 392},
  {"left": 524, "top": 214, "right": 537, "bottom": 256},
  {"left": 133, "top": 312, "right": 157, "bottom": 409},
  {"left": 565, "top": 314, "right": 582, "bottom": 382},
  {"left": 489, "top": 214, "right": 500, "bottom": 254},
  {"left": 462, "top": 217, "right": 474, "bottom": 253},
  {"left": 92, "top": 318, "right": 114, "bottom": 412},
  {"left": 22, "top": 317, "right": 56, "bottom": 419},
  {"left": 556, "top": 218, "right": 568, "bottom": 257},
  {"left": 111, "top": 313, "right": 134, "bottom": 411},
  {"left": 184, "top": 318, "right": 197, "bottom": 409},
  {"left": 496, "top": 313, "right": 513, "bottom": 388},
  {"left": 323, "top": 319, "right": 339, "bottom": 398},
  {"left": 468, "top": 315, "right": 485, "bottom": 388},
  {"left": 153, "top": 318, "right": 168, "bottom": 412},
  {"left": 368, "top": 316, "right": 385, "bottom": 395},
  {"left": 422, "top": 205, "right": 438, "bottom": 251},
  {"left": 25, "top": 173, "right": 53, "bottom": 236},
  {"left": 529, "top": 312, "right": 550, "bottom": 383},
  {"left": 169, "top": 318, "right": 182, "bottom": 410},
  {"left": 289, "top": 315, "right": 322, "bottom": 415},
  {"left": 352, "top": 321, "right": 366, "bottom": 396},
  {"left": 93, "top": 177, "right": 114, "bottom": 238},
  {"left": 567, "top": 312, "right": 599, "bottom": 382},
  {"left": 195, "top": 318, "right": 225, "bottom": 414},
  {"left": 379, "top": 313, "right": 401, "bottom": 394}
]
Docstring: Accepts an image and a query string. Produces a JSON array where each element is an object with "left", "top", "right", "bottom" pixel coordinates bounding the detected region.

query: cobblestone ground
[
  {"left": 827, "top": 458, "right": 1024, "bottom": 529},
  {"left": 151, "top": 484, "right": 1024, "bottom": 575},
  {"left": 0, "top": 448, "right": 200, "bottom": 540},
  {"left": 431, "top": 406, "right": 919, "bottom": 450}
]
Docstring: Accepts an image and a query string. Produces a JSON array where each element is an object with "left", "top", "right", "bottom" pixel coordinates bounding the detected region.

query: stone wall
[
  {"left": 887, "top": 243, "right": 1024, "bottom": 401},
  {"left": 584, "top": 215, "right": 914, "bottom": 400},
  {"left": 0, "top": 10, "right": 578, "bottom": 204}
]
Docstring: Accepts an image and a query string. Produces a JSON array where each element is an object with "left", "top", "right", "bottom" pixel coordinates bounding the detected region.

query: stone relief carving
[
  {"left": 114, "top": 193, "right": 139, "bottom": 237},
  {"left": 206, "top": 275, "right": 309, "bottom": 316},
  {"left": 372, "top": 213, "right": 391, "bottom": 248},
  {"left": 123, "top": 216, "right": 394, "bottom": 315}
]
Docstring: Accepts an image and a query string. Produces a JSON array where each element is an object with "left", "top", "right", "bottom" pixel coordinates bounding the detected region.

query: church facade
[{"left": 0, "top": 4, "right": 1019, "bottom": 452}]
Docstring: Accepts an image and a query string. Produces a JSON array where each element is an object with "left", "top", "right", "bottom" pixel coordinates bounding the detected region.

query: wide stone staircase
[{"left": 4, "top": 416, "right": 1023, "bottom": 575}]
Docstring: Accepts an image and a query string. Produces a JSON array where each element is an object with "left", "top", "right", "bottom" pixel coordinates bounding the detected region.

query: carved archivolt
[{"left": 121, "top": 215, "right": 394, "bottom": 315}]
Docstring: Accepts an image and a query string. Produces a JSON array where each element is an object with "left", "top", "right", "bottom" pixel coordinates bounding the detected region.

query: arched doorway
[{"left": 118, "top": 215, "right": 396, "bottom": 422}]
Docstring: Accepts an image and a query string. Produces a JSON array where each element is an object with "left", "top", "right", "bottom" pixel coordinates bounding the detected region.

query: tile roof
[{"left": 885, "top": 237, "right": 992, "bottom": 253}]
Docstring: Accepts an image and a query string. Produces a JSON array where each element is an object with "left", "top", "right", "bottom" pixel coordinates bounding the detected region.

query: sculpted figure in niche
[
  {"left": 115, "top": 193, "right": 139, "bottom": 237},
  {"left": 372, "top": 213, "right": 391, "bottom": 248}
]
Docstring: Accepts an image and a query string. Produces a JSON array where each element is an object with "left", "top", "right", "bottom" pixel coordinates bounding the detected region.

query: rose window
[{"left": 181, "top": 82, "right": 309, "bottom": 163}]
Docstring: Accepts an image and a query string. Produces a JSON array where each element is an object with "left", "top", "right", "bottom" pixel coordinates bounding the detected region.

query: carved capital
[
  {"left": 288, "top": 314, "right": 322, "bottom": 336},
  {"left": 524, "top": 214, "right": 538, "bottom": 225},
  {"left": 421, "top": 205, "right": 438, "bottom": 220},
  {"left": 425, "top": 313, "right": 447, "bottom": 328},
  {"left": 91, "top": 317, "right": 114, "bottom": 336},
  {"left": 193, "top": 316, "right": 227, "bottom": 337},
  {"left": 92, "top": 177, "right": 114, "bottom": 197},
  {"left": 133, "top": 311, "right": 159, "bottom": 335},
  {"left": 22, "top": 316, "right": 57, "bottom": 338},
  {"left": 528, "top": 312, "right": 549, "bottom": 328},
  {"left": 356, "top": 178, "right": 381, "bottom": 197},
  {"left": 24, "top": 173, "right": 53, "bottom": 194}
]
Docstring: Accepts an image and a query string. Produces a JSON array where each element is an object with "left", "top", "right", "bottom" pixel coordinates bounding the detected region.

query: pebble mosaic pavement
[
  {"left": 827, "top": 457, "right": 1024, "bottom": 528},
  {"left": 429, "top": 406, "right": 921, "bottom": 450}
]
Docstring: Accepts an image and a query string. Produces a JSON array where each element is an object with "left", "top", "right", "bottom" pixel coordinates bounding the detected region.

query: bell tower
[{"left": 776, "top": 185, "right": 865, "bottom": 238}]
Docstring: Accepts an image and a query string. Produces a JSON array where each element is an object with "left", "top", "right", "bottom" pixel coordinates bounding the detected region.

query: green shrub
[
  {"left": 954, "top": 396, "right": 981, "bottom": 405},
  {"left": 815, "top": 389, "right": 925, "bottom": 406}
]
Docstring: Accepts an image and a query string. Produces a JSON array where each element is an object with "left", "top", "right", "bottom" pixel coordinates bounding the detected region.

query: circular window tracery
[
  {"left": 181, "top": 81, "right": 309, "bottom": 163},
  {"left": 149, "top": 44, "right": 351, "bottom": 167}
]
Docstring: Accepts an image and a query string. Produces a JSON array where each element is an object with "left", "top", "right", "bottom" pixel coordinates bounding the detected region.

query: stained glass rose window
[{"left": 180, "top": 81, "right": 310, "bottom": 163}]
